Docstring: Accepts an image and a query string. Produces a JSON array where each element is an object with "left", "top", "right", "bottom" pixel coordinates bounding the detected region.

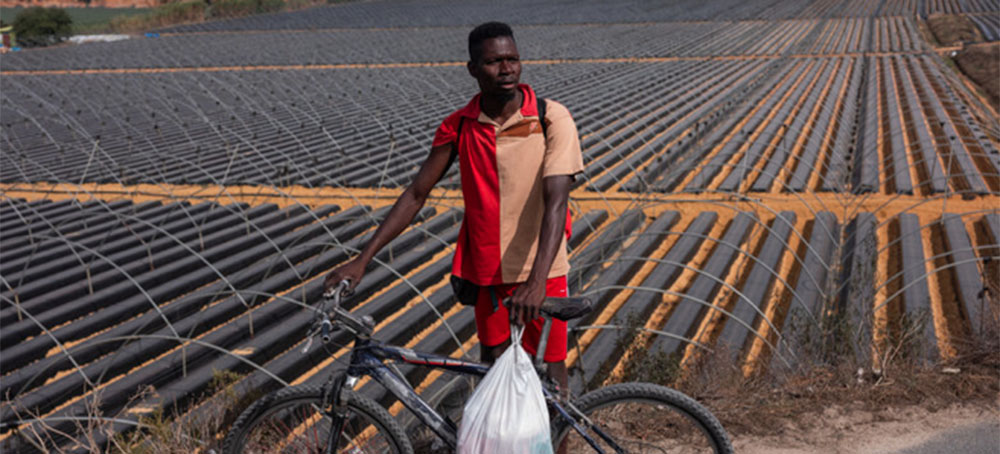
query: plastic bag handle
[{"left": 510, "top": 324, "right": 524, "bottom": 345}]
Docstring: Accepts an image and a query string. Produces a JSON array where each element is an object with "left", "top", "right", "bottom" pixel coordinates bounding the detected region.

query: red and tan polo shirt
[{"left": 433, "top": 84, "right": 584, "bottom": 286}]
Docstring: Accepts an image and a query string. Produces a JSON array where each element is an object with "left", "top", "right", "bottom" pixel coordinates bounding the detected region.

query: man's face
[{"left": 468, "top": 36, "right": 521, "bottom": 97}]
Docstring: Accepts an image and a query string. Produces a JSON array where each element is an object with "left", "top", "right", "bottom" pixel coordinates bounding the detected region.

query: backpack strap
[
  {"left": 537, "top": 97, "right": 548, "bottom": 139},
  {"left": 446, "top": 116, "right": 466, "bottom": 172},
  {"left": 449, "top": 97, "right": 545, "bottom": 168}
]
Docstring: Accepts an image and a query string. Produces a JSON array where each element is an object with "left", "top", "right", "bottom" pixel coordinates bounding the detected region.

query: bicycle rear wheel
[
  {"left": 552, "top": 382, "right": 733, "bottom": 454},
  {"left": 222, "top": 385, "right": 414, "bottom": 454}
]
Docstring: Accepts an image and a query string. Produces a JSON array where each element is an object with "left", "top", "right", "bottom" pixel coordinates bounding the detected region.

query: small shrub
[
  {"left": 207, "top": 0, "right": 256, "bottom": 18},
  {"left": 109, "top": 370, "right": 254, "bottom": 453},
  {"left": 109, "top": 1, "right": 207, "bottom": 32},
  {"left": 618, "top": 341, "right": 683, "bottom": 386},
  {"left": 285, "top": 0, "right": 314, "bottom": 11},
  {"left": 12, "top": 7, "right": 72, "bottom": 47},
  {"left": 257, "top": 0, "right": 285, "bottom": 14},
  {"left": 150, "top": 1, "right": 207, "bottom": 26},
  {"left": 209, "top": 0, "right": 284, "bottom": 18}
]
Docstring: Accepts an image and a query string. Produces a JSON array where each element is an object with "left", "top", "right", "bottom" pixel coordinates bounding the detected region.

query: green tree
[{"left": 12, "top": 7, "right": 73, "bottom": 47}]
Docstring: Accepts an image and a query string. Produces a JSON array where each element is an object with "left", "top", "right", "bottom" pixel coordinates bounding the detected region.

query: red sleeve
[{"left": 432, "top": 111, "right": 461, "bottom": 148}]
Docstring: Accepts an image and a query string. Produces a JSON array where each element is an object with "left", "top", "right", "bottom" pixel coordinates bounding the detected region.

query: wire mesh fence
[{"left": 1, "top": 0, "right": 999, "bottom": 451}]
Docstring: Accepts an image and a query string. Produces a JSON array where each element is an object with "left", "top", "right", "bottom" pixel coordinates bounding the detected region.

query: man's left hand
[{"left": 508, "top": 279, "right": 546, "bottom": 326}]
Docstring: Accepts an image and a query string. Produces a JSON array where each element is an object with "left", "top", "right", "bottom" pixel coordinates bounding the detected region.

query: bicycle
[{"left": 222, "top": 280, "right": 734, "bottom": 453}]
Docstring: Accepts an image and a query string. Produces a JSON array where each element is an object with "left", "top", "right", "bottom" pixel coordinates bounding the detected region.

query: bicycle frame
[
  {"left": 316, "top": 283, "right": 616, "bottom": 453},
  {"left": 327, "top": 335, "right": 617, "bottom": 453}
]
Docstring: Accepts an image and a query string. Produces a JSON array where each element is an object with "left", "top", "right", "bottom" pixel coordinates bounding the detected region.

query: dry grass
[
  {"left": 3, "top": 369, "right": 253, "bottom": 453},
  {"left": 664, "top": 297, "right": 1000, "bottom": 438},
  {"left": 673, "top": 349, "right": 998, "bottom": 437},
  {"left": 954, "top": 42, "right": 1000, "bottom": 113},
  {"left": 926, "top": 13, "right": 984, "bottom": 46},
  {"left": 605, "top": 275, "right": 1000, "bottom": 439}
]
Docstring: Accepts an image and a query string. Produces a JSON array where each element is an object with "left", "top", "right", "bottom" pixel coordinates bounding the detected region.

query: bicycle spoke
[
  {"left": 559, "top": 398, "right": 717, "bottom": 453},
  {"left": 237, "top": 398, "right": 397, "bottom": 453}
]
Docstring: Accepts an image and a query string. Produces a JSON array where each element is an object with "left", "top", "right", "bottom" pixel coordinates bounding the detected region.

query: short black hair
[{"left": 468, "top": 22, "right": 514, "bottom": 62}]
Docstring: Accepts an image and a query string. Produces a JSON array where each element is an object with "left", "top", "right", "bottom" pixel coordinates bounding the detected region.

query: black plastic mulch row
[
  {"left": 750, "top": 59, "right": 838, "bottom": 192},
  {"left": 0, "top": 204, "right": 374, "bottom": 403},
  {"left": 2, "top": 202, "right": 256, "bottom": 325},
  {"left": 716, "top": 60, "right": 824, "bottom": 193},
  {"left": 716, "top": 211, "right": 796, "bottom": 361},
  {"left": 939, "top": 214, "right": 987, "bottom": 337},
  {"left": 894, "top": 56, "right": 948, "bottom": 194},
  {"left": 576, "top": 210, "right": 699, "bottom": 391},
  {"left": 788, "top": 57, "right": 861, "bottom": 193},
  {"left": 179, "top": 210, "right": 608, "bottom": 437},
  {"left": 684, "top": 59, "right": 806, "bottom": 192},
  {"left": 567, "top": 209, "right": 645, "bottom": 296},
  {"left": 81, "top": 213, "right": 461, "bottom": 451},
  {"left": 880, "top": 57, "right": 915, "bottom": 194},
  {"left": 0, "top": 200, "right": 164, "bottom": 274},
  {"left": 0, "top": 202, "right": 329, "bottom": 364},
  {"left": 0, "top": 199, "right": 132, "bottom": 251},
  {"left": 585, "top": 61, "right": 762, "bottom": 192},
  {"left": 2, "top": 201, "right": 262, "bottom": 350},
  {"left": 834, "top": 212, "right": 877, "bottom": 363},
  {"left": 650, "top": 212, "right": 756, "bottom": 356},
  {"left": 649, "top": 59, "right": 790, "bottom": 193},
  {"left": 620, "top": 62, "right": 772, "bottom": 193},
  {"left": 567, "top": 210, "right": 609, "bottom": 253},
  {"left": 772, "top": 211, "right": 839, "bottom": 368},
  {"left": 8, "top": 209, "right": 458, "bottom": 451},
  {"left": 896, "top": 213, "right": 939, "bottom": 361}
]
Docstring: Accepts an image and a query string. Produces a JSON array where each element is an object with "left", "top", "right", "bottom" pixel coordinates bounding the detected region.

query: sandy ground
[{"left": 733, "top": 401, "right": 999, "bottom": 454}]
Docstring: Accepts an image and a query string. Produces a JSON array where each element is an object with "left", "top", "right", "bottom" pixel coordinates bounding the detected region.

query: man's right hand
[{"left": 324, "top": 258, "right": 365, "bottom": 295}]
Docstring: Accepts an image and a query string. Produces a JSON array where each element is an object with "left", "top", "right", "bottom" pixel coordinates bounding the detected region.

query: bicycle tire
[
  {"left": 552, "top": 382, "right": 734, "bottom": 454},
  {"left": 222, "top": 385, "right": 414, "bottom": 454}
]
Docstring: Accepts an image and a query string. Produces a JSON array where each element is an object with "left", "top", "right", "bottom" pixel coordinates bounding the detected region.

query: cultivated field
[{"left": 1, "top": 0, "right": 998, "bottom": 451}]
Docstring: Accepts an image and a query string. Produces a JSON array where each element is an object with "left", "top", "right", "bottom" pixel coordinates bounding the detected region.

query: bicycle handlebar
[
  {"left": 315, "top": 280, "right": 374, "bottom": 342},
  {"left": 306, "top": 280, "right": 590, "bottom": 353}
]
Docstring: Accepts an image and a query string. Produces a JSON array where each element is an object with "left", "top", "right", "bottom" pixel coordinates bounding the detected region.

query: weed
[
  {"left": 208, "top": 0, "right": 284, "bottom": 19},
  {"left": 109, "top": 369, "right": 258, "bottom": 453},
  {"left": 110, "top": 1, "right": 207, "bottom": 32},
  {"left": 585, "top": 311, "right": 681, "bottom": 389},
  {"left": 1, "top": 369, "right": 257, "bottom": 453},
  {"left": 617, "top": 339, "right": 683, "bottom": 386}
]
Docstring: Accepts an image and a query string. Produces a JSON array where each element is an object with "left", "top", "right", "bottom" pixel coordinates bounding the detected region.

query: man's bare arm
[
  {"left": 508, "top": 174, "right": 572, "bottom": 324},
  {"left": 324, "top": 143, "right": 454, "bottom": 292}
]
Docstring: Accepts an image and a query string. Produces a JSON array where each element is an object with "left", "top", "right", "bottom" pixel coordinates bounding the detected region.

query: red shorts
[{"left": 474, "top": 275, "right": 568, "bottom": 363}]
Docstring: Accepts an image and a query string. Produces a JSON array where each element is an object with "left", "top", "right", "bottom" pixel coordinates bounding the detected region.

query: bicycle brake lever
[
  {"left": 302, "top": 321, "right": 322, "bottom": 353},
  {"left": 322, "top": 280, "right": 353, "bottom": 301},
  {"left": 360, "top": 315, "right": 375, "bottom": 332}
]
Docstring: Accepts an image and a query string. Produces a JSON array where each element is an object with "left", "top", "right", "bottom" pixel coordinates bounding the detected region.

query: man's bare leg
[
  {"left": 546, "top": 360, "right": 569, "bottom": 395},
  {"left": 480, "top": 339, "right": 511, "bottom": 364}
]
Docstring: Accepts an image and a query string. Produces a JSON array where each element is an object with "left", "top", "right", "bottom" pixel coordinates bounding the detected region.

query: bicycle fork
[
  {"left": 549, "top": 396, "right": 626, "bottom": 454},
  {"left": 324, "top": 373, "right": 359, "bottom": 454}
]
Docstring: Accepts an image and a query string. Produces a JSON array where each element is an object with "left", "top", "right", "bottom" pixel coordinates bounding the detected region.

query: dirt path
[{"left": 733, "top": 401, "right": 998, "bottom": 454}]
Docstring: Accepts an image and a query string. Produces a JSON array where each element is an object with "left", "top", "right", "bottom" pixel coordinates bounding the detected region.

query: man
[{"left": 324, "top": 21, "right": 583, "bottom": 389}]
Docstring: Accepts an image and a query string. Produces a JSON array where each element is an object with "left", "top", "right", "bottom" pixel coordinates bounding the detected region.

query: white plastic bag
[{"left": 457, "top": 325, "right": 554, "bottom": 454}]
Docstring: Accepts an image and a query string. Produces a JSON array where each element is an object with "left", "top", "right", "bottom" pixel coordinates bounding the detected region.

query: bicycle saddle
[{"left": 540, "top": 296, "right": 593, "bottom": 321}]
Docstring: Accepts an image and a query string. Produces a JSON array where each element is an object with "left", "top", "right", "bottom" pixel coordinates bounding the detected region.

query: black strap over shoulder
[
  {"left": 447, "top": 97, "right": 547, "bottom": 169},
  {"left": 537, "top": 97, "right": 548, "bottom": 138},
  {"left": 446, "top": 116, "right": 466, "bottom": 174}
]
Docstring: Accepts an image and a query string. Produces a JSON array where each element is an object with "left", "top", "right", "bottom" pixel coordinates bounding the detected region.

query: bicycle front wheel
[
  {"left": 552, "top": 382, "right": 733, "bottom": 454},
  {"left": 222, "top": 385, "right": 414, "bottom": 454}
]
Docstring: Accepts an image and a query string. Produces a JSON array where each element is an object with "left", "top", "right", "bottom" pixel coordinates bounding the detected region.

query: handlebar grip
[{"left": 320, "top": 319, "right": 333, "bottom": 343}]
